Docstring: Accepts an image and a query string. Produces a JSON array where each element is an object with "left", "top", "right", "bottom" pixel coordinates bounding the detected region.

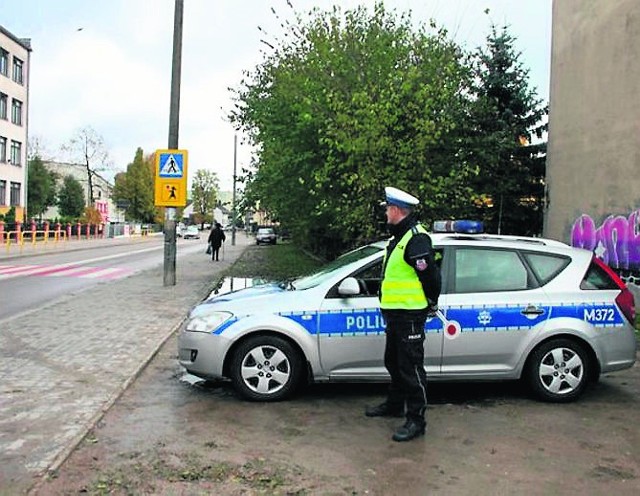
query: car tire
[
  {"left": 526, "top": 338, "right": 590, "bottom": 403},
  {"left": 230, "top": 335, "right": 303, "bottom": 401}
]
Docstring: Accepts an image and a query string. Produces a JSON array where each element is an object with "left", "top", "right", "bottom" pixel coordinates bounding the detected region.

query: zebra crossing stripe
[
  {"left": 80, "top": 267, "right": 128, "bottom": 279},
  {"left": 0, "top": 264, "right": 133, "bottom": 281},
  {"left": 47, "top": 266, "right": 107, "bottom": 277}
]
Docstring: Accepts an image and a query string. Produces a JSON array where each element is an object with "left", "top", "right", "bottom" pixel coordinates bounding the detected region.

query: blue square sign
[{"left": 158, "top": 153, "right": 185, "bottom": 178}]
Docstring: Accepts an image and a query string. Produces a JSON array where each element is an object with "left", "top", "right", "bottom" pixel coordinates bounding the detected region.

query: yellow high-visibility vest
[{"left": 380, "top": 225, "right": 428, "bottom": 310}]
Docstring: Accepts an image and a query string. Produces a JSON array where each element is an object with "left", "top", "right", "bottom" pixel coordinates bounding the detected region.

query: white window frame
[
  {"left": 11, "top": 99, "right": 22, "bottom": 126},
  {"left": 0, "top": 180, "right": 6, "bottom": 205},
  {"left": 0, "top": 136, "right": 6, "bottom": 163},
  {"left": 12, "top": 57, "right": 23, "bottom": 85},
  {"left": 10, "top": 140, "right": 21, "bottom": 166},
  {"left": 10, "top": 181, "right": 21, "bottom": 206},
  {"left": 0, "top": 93, "right": 7, "bottom": 120},
  {"left": 0, "top": 49, "right": 8, "bottom": 77}
]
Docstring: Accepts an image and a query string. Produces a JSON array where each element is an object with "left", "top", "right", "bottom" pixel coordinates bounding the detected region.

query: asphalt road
[{"left": 0, "top": 237, "right": 207, "bottom": 321}]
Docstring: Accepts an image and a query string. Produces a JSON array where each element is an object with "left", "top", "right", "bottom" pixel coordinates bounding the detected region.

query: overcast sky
[{"left": 4, "top": 0, "right": 551, "bottom": 190}]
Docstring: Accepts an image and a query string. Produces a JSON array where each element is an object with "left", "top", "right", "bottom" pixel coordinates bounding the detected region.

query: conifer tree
[
  {"left": 470, "top": 25, "right": 548, "bottom": 235},
  {"left": 27, "top": 155, "right": 57, "bottom": 219},
  {"left": 57, "top": 175, "right": 85, "bottom": 219}
]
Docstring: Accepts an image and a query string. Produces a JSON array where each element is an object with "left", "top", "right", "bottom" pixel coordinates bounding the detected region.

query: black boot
[
  {"left": 365, "top": 402, "right": 403, "bottom": 418},
  {"left": 392, "top": 420, "right": 426, "bottom": 442}
]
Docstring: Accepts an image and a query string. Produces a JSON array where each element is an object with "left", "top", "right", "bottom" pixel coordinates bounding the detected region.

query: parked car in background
[
  {"left": 256, "top": 227, "right": 277, "bottom": 245},
  {"left": 179, "top": 227, "right": 637, "bottom": 402},
  {"left": 183, "top": 225, "right": 201, "bottom": 240}
]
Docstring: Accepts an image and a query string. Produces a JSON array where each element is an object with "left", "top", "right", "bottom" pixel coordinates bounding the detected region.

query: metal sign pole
[
  {"left": 231, "top": 134, "right": 237, "bottom": 246},
  {"left": 164, "top": 0, "right": 183, "bottom": 287}
]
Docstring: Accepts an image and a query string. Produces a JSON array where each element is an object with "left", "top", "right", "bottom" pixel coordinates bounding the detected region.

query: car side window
[
  {"left": 580, "top": 260, "right": 620, "bottom": 290},
  {"left": 352, "top": 260, "right": 383, "bottom": 297},
  {"left": 523, "top": 252, "right": 570, "bottom": 285},
  {"left": 453, "top": 248, "right": 530, "bottom": 293}
]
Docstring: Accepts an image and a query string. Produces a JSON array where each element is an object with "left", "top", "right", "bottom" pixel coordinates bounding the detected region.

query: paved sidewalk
[{"left": 0, "top": 234, "right": 250, "bottom": 494}]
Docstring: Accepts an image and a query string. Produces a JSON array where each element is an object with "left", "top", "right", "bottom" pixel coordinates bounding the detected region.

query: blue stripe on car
[{"left": 211, "top": 303, "right": 625, "bottom": 335}]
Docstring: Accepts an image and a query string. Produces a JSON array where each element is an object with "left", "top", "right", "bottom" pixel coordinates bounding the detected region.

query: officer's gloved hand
[{"left": 426, "top": 301, "right": 438, "bottom": 317}]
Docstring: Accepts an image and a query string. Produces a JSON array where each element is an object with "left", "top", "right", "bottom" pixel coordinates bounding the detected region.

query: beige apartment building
[
  {"left": 545, "top": 0, "right": 640, "bottom": 275},
  {"left": 0, "top": 25, "right": 30, "bottom": 221},
  {"left": 42, "top": 161, "right": 120, "bottom": 223}
]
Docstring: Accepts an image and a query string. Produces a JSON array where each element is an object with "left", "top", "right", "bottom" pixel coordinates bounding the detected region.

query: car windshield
[
  {"left": 258, "top": 228, "right": 274, "bottom": 234},
  {"left": 293, "top": 244, "right": 384, "bottom": 290}
]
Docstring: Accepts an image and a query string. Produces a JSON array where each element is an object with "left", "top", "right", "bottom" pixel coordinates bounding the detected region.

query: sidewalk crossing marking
[{"left": 0, "top": 263, "right": 135, "bottom": 281}]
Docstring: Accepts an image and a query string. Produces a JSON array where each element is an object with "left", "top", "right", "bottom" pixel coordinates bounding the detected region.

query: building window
[
  {"left": 12, "top": 57, "right": 24, "bottom": 85},
  {"left": 10, "top": 140, "right": 21, "bottom": 166},
  {"left": 11, "top": 99, "right": 22, "bottom": 126},
  {"left": 0, "top": 49, "right": 8, "bottom": 76},
  {"left": 0, "top": 180, "right": 6, "bottom": 205},
  {"left": 10, "top": 182, "right": 20, "bottom": 206},
  {"left": 0, "top": 136, "right": 6, "bottom": 162},
  {"left": 0, "top": 93, "right": 7, "bottom": 120}
]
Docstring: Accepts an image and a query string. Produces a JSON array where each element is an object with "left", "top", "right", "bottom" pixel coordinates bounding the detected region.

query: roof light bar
[{"left": 432, "top": 220, "right": 484, "bottom": 234}]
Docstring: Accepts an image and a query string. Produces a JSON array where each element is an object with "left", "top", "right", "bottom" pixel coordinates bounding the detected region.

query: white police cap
[{"left": 382, "top": 186, "right": 419, "bottom": 209}]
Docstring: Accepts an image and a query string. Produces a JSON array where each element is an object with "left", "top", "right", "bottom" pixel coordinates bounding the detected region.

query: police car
[{"left": 178, "top": 222, "right": 637, "bottom": 403}]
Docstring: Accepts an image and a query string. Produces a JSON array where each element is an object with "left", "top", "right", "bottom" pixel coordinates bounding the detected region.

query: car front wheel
[
  {"left": 526, "top": 338, "right": 590, "bottom": 402},
  {"left": 230, "top": 335, "right": 303, "bottom": 401}
]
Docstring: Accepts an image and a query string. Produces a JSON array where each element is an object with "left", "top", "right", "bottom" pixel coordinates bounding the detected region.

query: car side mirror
[{"left": 338, "top": 277, "right": 361, "bottom": 296}]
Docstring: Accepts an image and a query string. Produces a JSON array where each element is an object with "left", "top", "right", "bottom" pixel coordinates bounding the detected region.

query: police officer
[{"left": 365, "top": 186, "right": 441, "bottom": 442}]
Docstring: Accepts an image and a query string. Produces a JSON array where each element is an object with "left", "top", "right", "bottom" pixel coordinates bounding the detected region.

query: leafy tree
[
  {"left": 0, "top": 206, "right": 16, "bottom": 224},
  {"left": 469, "top": 25, "right": 548, "bottom": 235},
  {"left": 191, "top": 169, "right": 219, "bottom": 229},
  {"left": 62, "top": 126, "right": 111, "bottom": 206},
  {"left": 230, "top": 3, "right": 474, "bottom": 258},
  {"left": 58, "top": 175, "right": 85, "bottom": 218},
  {"left": 113, "top": 148, "right": 157, "bottom": 222},
  {"left": 27, "top": 155, "right": 58, "bottom": 220}
]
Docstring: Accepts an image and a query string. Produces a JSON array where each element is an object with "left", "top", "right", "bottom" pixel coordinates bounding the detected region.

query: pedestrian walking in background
[
  {"left": 208, "top": 222, "right": 226, "bottom": 261},
  {"left": 365, "top": 186, "right": 441, "bottom": 442}
]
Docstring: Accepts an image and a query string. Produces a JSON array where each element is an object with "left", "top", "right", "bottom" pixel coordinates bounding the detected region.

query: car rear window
[
  {"left": 580, "top": 260, "right": 620, "bottom": 290},
  {"left": 523, "top": 252, "right": 570, "bottom": 285}
]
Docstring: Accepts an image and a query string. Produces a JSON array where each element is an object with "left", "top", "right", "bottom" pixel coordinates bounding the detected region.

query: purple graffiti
[{"left": 571, "top": 210, "right": 640, "bottom": 270}]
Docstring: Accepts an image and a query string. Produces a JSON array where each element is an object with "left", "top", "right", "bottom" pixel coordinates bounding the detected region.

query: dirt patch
[{"left": 36, "top": 338, "right": 640, "bottom": 495}]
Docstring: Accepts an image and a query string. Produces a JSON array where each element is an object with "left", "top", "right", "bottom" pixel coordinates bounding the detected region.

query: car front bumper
[{"left": 178, "top": 330, "right": 229, "bottom": 379}]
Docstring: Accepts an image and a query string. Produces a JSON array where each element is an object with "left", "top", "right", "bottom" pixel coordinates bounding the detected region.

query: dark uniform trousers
[{"left": 383, "top": 316, "right": 428, "bottom": 426}]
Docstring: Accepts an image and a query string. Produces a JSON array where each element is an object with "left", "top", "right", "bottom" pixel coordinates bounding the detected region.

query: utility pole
[
  {"left": 164, "top": 0, "right": 183, "bottom": 286},
  {"left": 231, "top": 134, "right": 237, "bottom": 246}
]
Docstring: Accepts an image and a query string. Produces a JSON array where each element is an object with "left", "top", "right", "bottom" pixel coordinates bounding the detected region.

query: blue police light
[{"left": 432, "top": 220, "right": 484, "bottom": 234}]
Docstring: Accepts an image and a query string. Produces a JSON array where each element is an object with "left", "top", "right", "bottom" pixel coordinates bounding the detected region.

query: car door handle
[{"left": 521, "top": 305, "right": 545, "bottom": 316}]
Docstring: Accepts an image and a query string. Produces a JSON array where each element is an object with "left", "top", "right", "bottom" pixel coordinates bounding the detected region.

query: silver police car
[{"left": 178, "top": 231, "right": 637, "bottom": 402}]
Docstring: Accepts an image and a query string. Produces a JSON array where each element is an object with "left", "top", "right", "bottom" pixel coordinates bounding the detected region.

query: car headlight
[{"left": 185, "top": 311, "right": 233, "bottom": 333}]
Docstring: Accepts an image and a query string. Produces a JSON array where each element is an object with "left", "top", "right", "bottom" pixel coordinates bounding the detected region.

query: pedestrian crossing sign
[{"left": 154, "top": 149, "right": 188, "bottom": 206}]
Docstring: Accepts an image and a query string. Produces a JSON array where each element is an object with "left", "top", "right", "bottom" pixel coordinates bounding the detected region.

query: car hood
[{"left": 190, "top": 280, "right": 304, "bottom": 318}]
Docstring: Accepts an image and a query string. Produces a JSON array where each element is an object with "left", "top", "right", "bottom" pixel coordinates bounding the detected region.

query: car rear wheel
[
  {"left": 230, "top": 335, "right": 303, "bottom": 401},
  {"left": 526, "top": 338, "right": 590, "bottom": 402}
]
